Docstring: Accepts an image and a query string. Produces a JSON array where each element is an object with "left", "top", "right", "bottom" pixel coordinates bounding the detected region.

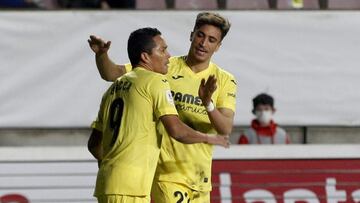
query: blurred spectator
[
  {"left": 238, "top": 93, "right": 290, "bottom": 144},
  {"left": 268, "top": 0, "right": 277, "bottom": 9},
  {"left": 56, "top": 0, "right": 135, "bottom": 9},
  {"left": 0, "top": 0, "right": 39, "bottom": 8},
  {"left": 100, "top": 0, "right": 135, "bottom": 9},
  {"left": 57, "top": 0, "right": 100, "bottom": 8},
  {"left": 38, "top": 0, "right": 59, "bottom": 9}
]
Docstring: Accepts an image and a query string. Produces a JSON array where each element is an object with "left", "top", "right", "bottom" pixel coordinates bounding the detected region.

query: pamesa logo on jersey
[
  {"left": 171, "top": 91, "right": 203, "bottom": 106},
  {"left": 170, "top": 91, "right": 208, "bottom": 115}
]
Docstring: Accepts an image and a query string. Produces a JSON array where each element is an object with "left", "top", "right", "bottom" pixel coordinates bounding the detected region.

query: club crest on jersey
[{"left": 165, "top": 90, "right": 174, "bottom": 104}]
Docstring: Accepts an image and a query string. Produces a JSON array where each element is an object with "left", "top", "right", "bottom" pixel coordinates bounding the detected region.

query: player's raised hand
[
  {"left": 88, "top": 35, "right": 111, "bottom": 56},
  {"left": 206, "top": 134, "right": 230, "bottom": 148},
  {"left": 199, "top": 75, "right": 217, "bottom": 106}
]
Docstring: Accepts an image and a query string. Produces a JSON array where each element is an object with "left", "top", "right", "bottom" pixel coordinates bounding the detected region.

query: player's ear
[
  {"left": 140, "top": 52, "right": 151, "bottom": 64},
  {"left": 190, "top": 31, "right": 194, "bottom": 41}
]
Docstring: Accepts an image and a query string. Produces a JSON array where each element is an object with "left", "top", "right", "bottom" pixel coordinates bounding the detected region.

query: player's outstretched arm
[
  {"left": 160, "top": 115, "right": 230, "bottom": 148},
  {"left": 199, "top": 75, "right": 234, "bottom": 135},
  {"left": 88, "top": 35, "right": 126, "bottom": 82},
  {"left": 87, "top": 129, "right": 103, "bottom": 165}
]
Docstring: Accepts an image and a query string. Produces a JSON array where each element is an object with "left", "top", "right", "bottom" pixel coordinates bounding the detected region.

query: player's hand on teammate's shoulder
[
  {"left": 199, "top": 75, "right": 217, "bottom": 105},
  {"left": 207, "top": 134, "right": 230, "bottom": 148},
  {"left": 88, "top": 35, "right": 111, "bottom": 56}
]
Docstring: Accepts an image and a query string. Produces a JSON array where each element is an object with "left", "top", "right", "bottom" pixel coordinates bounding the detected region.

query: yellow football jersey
[
  {"left": 155, "top": 56, "right": 237, "bottom": 192},
  {"left": 91, "top": 67, "right": 178, "bottom": 196}
]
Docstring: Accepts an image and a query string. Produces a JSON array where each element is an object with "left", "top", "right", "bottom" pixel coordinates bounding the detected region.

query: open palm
[
  {"left": 88, "top": 35, "right": 111, "bottom": 55},
  {"left": 198, "top": 75, "right": 217, "bottom": 106}
]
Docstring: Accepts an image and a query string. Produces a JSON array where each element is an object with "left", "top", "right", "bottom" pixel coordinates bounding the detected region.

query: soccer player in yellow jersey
[
  {"left": 88, "top": 12, "right": 236, "bottom": 202},
  {"left": 88, "top": 27, "right": 230, "bottom": 203}
]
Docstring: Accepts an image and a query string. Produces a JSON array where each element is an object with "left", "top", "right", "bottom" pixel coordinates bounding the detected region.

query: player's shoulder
[
  {"left": 169, "top": 55, "right": 186, "bottom": 64},
  {"left": 139, "top": 68, "right": 169, "bottom": 87},
  {"left": 133, "top": 66, "right": 165, "bottom": 78},
  {"left": 112, "top": 71, "right": 133, "bottom": 86},
  {"left": 210, "top": 62, "right": 236, "bottom": 87},
  {"left": 168, "top": 56, "right": 186, "bottom": 70},
  {"left": 151, "top": 73, "right": 169, "bottom": 85},
  {"left": 210, "top": 61, "right": 235, "bottom": 79},
  {"left": 119, "top": 68, "right": 168, "bottom": 91}
]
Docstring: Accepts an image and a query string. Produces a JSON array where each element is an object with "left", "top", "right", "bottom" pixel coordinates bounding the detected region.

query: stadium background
[{"left": 1, "top": 0, "right": 360, "bottom": 202}]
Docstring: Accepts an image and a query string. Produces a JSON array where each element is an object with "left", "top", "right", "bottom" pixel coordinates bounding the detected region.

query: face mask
[{"left": 255, "top": 110, "right": 273, "bottom": 125}]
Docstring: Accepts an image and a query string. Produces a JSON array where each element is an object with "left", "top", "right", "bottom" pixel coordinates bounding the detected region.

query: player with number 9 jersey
[{"left": 91, "top": 66, "right": 178, "bottom": 199}]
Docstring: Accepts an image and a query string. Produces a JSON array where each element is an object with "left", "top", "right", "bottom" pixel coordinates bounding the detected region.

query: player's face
[
  {"left": 149, "top": 35, "right": 171, "bottom": 74},
  {"left": 189, "top": 24, "right": 222, "bottom": 63}
]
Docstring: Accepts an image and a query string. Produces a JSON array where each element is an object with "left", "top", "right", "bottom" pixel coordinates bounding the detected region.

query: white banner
[{"left": 1, "top": 11, "right": 359, "bottom": 127}]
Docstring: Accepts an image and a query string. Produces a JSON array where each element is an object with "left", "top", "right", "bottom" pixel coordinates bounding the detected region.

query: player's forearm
[
  {"left": 161, "top": 115, "right": 228, "bottom": 146},
  {"left": 162, "top": 115, "right": 207, "bottom": 144},
  {"left": 87, "top": 129, "right": 103, "bottom": 161},
  {"left": 175, "top": 124, "right": 209, "bottom": 144},
  {"left": 207, "top": 109, "right": 234, "bottom": 135},
  {"left": 173, "top": 123, "right": 229, "bottom": 147},
  {"left": 95, "top": 53, "right": 124, "bottom": 82},
  {"left": 89, "top": 146, "right": 103, "bottom": 161}
]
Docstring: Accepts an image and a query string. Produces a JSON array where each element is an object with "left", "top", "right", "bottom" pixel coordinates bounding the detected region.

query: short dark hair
[
  {"left": 252, "top": 93, "right": 274, "bottom": 111},
  {"left": 193, "top": 12, "right": 231, "bottom": 40},
  {"left": 127, "top": 27, "right": 161, "bottom": 67}
]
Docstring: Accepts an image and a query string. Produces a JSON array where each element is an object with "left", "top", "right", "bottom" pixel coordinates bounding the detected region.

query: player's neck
[
  {"left": 185, "top": 55, "right": 210, "bottom": 73},
  {"left": 138, "top": 62, "right": 154, "bottom": 72}
]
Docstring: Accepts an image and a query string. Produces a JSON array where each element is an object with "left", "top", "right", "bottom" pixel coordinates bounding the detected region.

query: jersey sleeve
[
  {"left": 91, "top": 97, "right": 105, "bottom": 132},
  {"left": 150, "top": 75, "right": 178, "bottom": 119},
  {"left": 90, "top": 84, "right": 113, "bottom": 132},
  {"left": 216, "top": 74, "right": 237, "bottom": 112}
]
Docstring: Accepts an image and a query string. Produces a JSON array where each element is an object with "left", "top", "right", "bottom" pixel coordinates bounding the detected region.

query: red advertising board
[
  {"left": 211, "top": 159, "right": 360, "bottom": 203},
  {"left": 1, "top": 146, "right": 360, "bottom": 202}
]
